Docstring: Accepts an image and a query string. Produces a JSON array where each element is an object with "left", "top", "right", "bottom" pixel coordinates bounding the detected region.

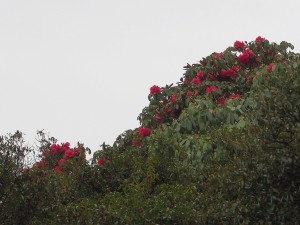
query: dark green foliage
[{"left": 1, "top": 39, "right": 299, "bottom": 224}]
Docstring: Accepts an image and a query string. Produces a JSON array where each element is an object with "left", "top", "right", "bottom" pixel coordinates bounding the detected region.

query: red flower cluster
[
  {"left": 206, "top": 86, "right": 218, "bottom": 93},
  {"left": 171, "top": 94, "right": 177, "bottom": 103},
  {"left": 267, "top": 64, "right": 274, "bottom": 72},
  {"left": 32, "top": 142, "right": 84, "bottom": 173},
  {"left": 229, "top": 93, "right": 241, "bottom": 99},
  {"left": 234, "top": 40, "right": 245, "bottom": 50},
  {"left": 150, "top": 85, "right": 161, "bottom": 95},
  {"left": 238, "top": 49, "right": 254, "bottom": 64},
  {"left": 139, "top": 36, "right": 274, "bottom": 136},
  {"left": 256, "top": 36, "right": 265, "bottom": 42},
  {"left": 97, "top": 157, "right": 109, "bottom": 166},
  {"left": 218, "top": 98, "right": 226, "bottom": 105},
  {"left": 220, "top": 69, "right": 236, "bottom": 78},
  {"left": 186, "top": 91, "right": 194, "bottom": 98},
  {"left": 212, "top": 52, "right": 223, "bottom": 61},
  {"left": 138, "top": 127, "right": 151, "bottom": 137}
]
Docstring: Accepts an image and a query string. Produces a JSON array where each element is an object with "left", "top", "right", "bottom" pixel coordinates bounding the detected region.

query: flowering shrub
[
  {"left": 1, "top": 37, "right": 299, "bottom": 225},
  {"left": 31, "top": 142, "right": 86, "bottom": 173}
]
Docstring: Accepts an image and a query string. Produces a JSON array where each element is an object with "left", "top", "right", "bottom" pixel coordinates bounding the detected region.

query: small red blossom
[
  {"left": 229, "top": 93, "right": 241, "bottom": 99},
  {"left": 54, "top": 165, "right": 62, "bottom": 172},
  {"left": 184, "top": 78, "right": 190, "bottom": 85},
  {"left": 186, "top": 91, "right": 194, "bottom": 98},
  {"left": 213, "top": 52, "right": 223, "bottom": 59},
  {"left": 206, "top": 73, "right": 217, "bottom": 81},
  {"left": 234, "top": 40, "right": 245, "bottom": 50},
  {"left": 238, "top": 53, "right": 249, "bottom": 64},
  {"left": 64, "top": 149, "right": 74, "bottom": 159},
  {"left": 163, "top": 107, "right": 170, "bottom": 113},
  {"left": 171, "top": 94, "right": 177, "bottom": 103},
  {"left": 245, "top": 74, "right": 251, "bottom": 79},
  {"left": 132, "top": 138, "right": 142, "bottom": 148},
  {"left": 58, "top": 158, "right": 66, "bottom": 166},
  {"left": 255, "top": 36, "right": 265, "bottom": 42},
  {"left": 150, "top": 85, "right": 161, "bottom": 95},
  {"left": 267, "top": 64, "right": 274, "bottom": 72},
  {"left": 97, "top": 157, "right": 109, "bottom": 166},
  {"left": 33, "top": 160, "right": 46, "bottom": 168},
  {"left": 196, "top": 71, "right": 204, "bottom": 80},
  {"left": 206, "top": 86, "right": 218, "bottom": 93},
  {"left": 138, "top": 127, "right": 151, "bottom": 137},
  {"left": 244, "top": 49, "right": 254, "bottom": 55},
  {"left": 191, "top": 77, "right": 201, "bottom": 87},
  {"left": 238, "top": 49, "right": 254, "bottom": 65},
  {"left": 232, "top": 65, "right": 240, "bottom": 72},
  {"left": 218, "top": 99, "right": 226, "bottom": 105},
  {"left": 220, "top": 69, "right": 236, "bottom": 78},
  {"left": 50, "top": 144, "right": 60, "bottom": 153}
]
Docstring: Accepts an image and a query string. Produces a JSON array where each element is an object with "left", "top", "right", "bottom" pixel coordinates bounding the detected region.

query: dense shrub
[{"left": 1, "top": 37, "right": 299, "bottom": 224}]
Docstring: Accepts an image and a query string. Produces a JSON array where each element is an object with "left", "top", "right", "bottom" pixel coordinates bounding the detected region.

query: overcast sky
[{"left": 1, "top": 0, "right": 300, "bottom": 155}]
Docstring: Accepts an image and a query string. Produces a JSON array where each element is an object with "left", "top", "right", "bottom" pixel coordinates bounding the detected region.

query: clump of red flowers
[
  {"left": 97, "top": 157, "right": 109, "bottom": 166},
  {"left": 31, "top": 142, "right": 85, "bottom": 173},
  {"left": 206, "top": 86, "right": 218, "bottom": 93},
  {"left": 256, "top": 36, "right": 265, "bottom": 42},
  {"left": 238, "top": 49, "right": 254, "bottom": 65},
  {"left": 267, "top": 64, "right": 274, "bottom": 72},
  {"left": 138, "top": 36, "right": 281, "bottom": 143},
  {"left": 234, "top": 40, "right": 245, "bottom": 50},
  {"left": 150, "top": 85, "right": 161, "bottom": 95},
  {"left": 186, "top": 91, "right": 194, "bottom": 98},
  {"left": 229, "top": 93, "right": 241, "bottom": 99},
  {"left": 138, "top": 127, "right": 151, "bottom": 137}
]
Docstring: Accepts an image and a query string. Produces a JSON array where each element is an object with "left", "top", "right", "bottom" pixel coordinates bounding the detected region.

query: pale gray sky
[{"left": 1, "top": 0, "right": 300, "bottom": 154}]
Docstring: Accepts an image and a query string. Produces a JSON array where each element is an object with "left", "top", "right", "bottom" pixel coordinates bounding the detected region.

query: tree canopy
[{"left": 1, "top": 37, "right": 299, "bottom": 225}]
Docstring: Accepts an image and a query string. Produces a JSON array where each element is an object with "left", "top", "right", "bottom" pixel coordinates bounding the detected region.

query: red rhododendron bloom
[
  {"left": 229, "top": 93, "right": 241, "bottom": 99},
  {"left": 238, "top": 49, "right": 254, "bottom": 64},
  {"left": 33, "top": 160, "right": 46, "bottom": 168},
  {"left": 256, "top": 36, "right": 265, "bottom": 42},
  {"left": 73, "top": 148, "right": 81, "bottom": 157},
  {"left": 238, "top": 54, "right": 249, "bottom": 64},
  {"left": 191, "top": 77, "right": 201, "bottom": 87},
  {"left": 218, "top": 99, "right": 226, "bottom": 105},
  {"left": 232, "top": 65, "right": 240, "bottom": 72},
  {"left": 54, "top": 165, "right": 62, "bottom": 172},
  {"left": 132, "top": 138, "right": 142, "bottom": 147},
  {"left": 64, "top": 149, "right": 74, "bottom": 159},
  {"left": 138, "top": 127, "right": 151, "bottom": 137},
  {"left": 171, "top": 94, "right": 177, "bottom": 103},
  {"left": 184, "top": 78, "right": 190, "bottom": 85},
  {"left": 206, "top": 73, "right": 217, "bottom": 81},
  {"left": 213, "top": 52, "right": 223, "bottom": 60},
  {"left": 186, "top": 91, "right": 194, "bottom": 98},
  {"left": 234, "top": 40, "right": 245, "bottom": 50},
  {"left": 163, "top": 107, "right": 170, "bottom": 113},
  {"left": 267, "top": 64, "right": 274, "bottom": 72},
  {"left": 220, "top": 69, "right": 236, "bottom": 78},
  {"left": 58, "top": 158, "right": 66, "bottom": 166},
  {"left": 150, "top": 85, "right": 161, "bottom": 95},
  {"left": 50, "top": 144, "right": 60, "bottom": 153},
  {"left": 196, "top": 71, "right": 204, "bottom": 80},
  {"left": 97, "top": 157, "right": 109, "bottom": 166},
  {"left": 206, "top": 86, "right": 218, "bottom": 93},
  {"left": 245, "top": 74, "right": 251, "bottom": 79}
]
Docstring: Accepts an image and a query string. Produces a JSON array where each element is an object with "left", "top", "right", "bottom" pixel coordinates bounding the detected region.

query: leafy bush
[{"left": 1, "top": 37, "right": 299, "bottom": 224}]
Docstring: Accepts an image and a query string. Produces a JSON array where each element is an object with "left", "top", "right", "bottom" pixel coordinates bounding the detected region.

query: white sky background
[{"left": 1, "top": 0, "right": 300, "bottom": 156}]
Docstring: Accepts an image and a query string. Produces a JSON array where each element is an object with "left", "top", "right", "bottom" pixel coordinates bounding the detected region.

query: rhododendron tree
[{"left": 1, "top": 37, "right": 299, "bottom": 225}]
